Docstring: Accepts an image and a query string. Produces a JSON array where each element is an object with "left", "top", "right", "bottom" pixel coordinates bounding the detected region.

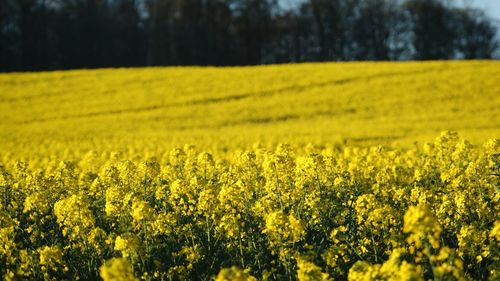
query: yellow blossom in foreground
[
  {"left": 38, "top": 245, "right": 68, "bottom": 280},
  {"left": 296, "top": 257, "right": 332, "bottom": 281},
  {"left": 215, "top": 266, "right": 257, "bottom": 281},
  {"left": 114, "top": 235, "right": 141, "bottom": 260},
  {"left": 490, "top": 221, "right": 500, "bottom": 242},
  {"left": 404, "top": 204, "right": 442, "bottom": 252},
  {"left": 130, "top": 198, "right": 153, "bottom": 224},
  {"left": 263, "top": 211, "right": 306, "bottom": 247},
  {"left": 0, "top": 131, "right": 497, "bottom": 280},
  {"left": 100, "top": 258, "right": 138, "bottom": 281}
]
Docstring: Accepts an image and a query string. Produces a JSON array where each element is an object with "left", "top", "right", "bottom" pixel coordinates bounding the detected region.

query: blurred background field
[{"left": 1, "top": 60, "right": 499, "bottom": 159}]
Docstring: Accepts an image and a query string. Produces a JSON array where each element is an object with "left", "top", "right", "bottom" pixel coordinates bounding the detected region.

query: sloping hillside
[{"left": 0, "top": 61, "right": 499, "bottom": 156}]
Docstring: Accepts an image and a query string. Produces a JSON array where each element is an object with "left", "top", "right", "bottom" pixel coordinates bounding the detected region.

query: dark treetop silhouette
[{"left": 0, "top": 0, "right": 497, "bottom": 72}]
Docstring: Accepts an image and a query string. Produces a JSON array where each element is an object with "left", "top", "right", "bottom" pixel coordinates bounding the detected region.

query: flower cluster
[{"left": 0, "top": 132, "right": 498, "bottom": 280}]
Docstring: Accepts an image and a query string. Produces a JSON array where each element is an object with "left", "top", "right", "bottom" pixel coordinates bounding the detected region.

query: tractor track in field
[{"left": 16, "top": 67, "right": 443, "bottom": 125}]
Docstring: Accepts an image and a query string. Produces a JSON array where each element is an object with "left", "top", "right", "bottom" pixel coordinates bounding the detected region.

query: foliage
[{"left": 0, "top": 0, "right": 498, "bottom": 71}]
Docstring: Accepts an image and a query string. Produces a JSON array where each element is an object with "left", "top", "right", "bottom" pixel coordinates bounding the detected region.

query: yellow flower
[
  {"left": 348, "top": 249, "right": 423, "bottom": 281},
  {"left": 53, "top": 194, "right": 95, "bottom": 240},
  {"left": 348, "top": 261, "right": 381, "bottom": 281},
  {"left": 114, "top": 235, "right": 141, "bottom": 260},
  {"left": 490, "top": 221, "right": 500, "bottom": 242},
  {"left": 403, "top": 204, "right": 442, "bottom": 252},
  {"left": 100, "top": 258, "right": 138, "bottom": 281},
  {"left": 130, "top": 198, "right": 153, "bottom": 224},
  {"left": 215, "top": 266, "right": 257, "bottom": 281},
  {"left": 38, "top": 245, "right": 68, "bottom": 279},
  {"left": 296, "top": 257, "right": 332, "bottom": 281},
  {"left": 263, "top": 210, "right": 305, "bottom": 247},
  {"left": 431, "top": 247, "right": 464, "bottom": 280}
]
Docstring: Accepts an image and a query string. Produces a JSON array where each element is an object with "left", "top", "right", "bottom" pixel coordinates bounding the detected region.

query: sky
[
  {"left": 280, "top": 0, "right": 500, "bottom": 57},
  {"left": 280, "top": 1, "right": 500, "bottom": 20},
  {"left": 459, "top": 0, "right": 500, "bottom": 58},
  {"left": 463, "top": 0, "right": 500, "bottom": 19}
]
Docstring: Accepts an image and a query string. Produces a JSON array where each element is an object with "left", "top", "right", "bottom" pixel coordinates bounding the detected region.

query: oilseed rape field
[{"left": 0, "top": 61, "right": 499, "bottom": 280}]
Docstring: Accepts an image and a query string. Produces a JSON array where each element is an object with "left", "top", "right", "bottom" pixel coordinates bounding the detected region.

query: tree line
[{"left": 0, "top": 0, "right": 498, "bottom": 71}]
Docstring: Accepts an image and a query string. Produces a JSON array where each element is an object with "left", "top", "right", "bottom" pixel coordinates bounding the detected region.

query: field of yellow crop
[
  {"left": 0, "top": 61, "right": 499, "bottom": 280},
  {"left": 1, "top": 61, "right": 499, "bottom": 158}
]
